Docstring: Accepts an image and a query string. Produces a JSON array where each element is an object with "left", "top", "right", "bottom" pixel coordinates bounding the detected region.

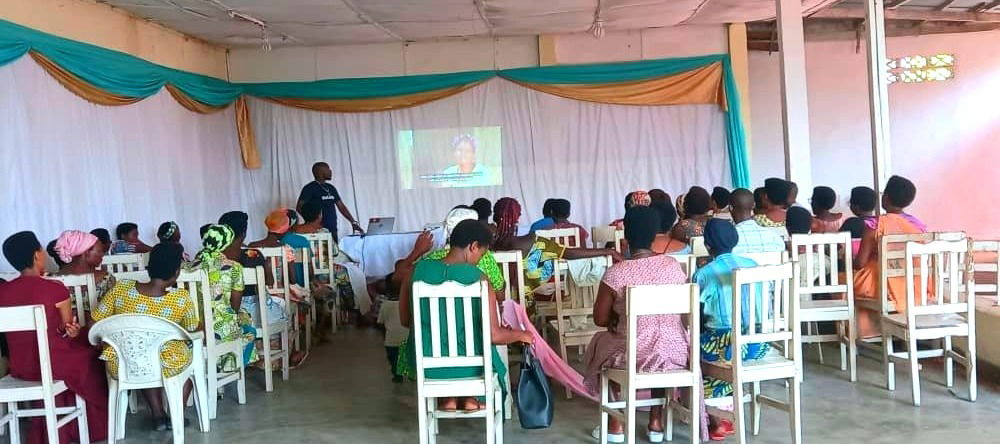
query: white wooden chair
[
  {"left": 259, "top": 247, "right": 299, "bottom": 352},
  {"left": 766, "top": 227, "right": 789, "bottom": 241},
  {"left": 702, "top": 263, "right": 802, "bottom": 444},
  {"left": 667, "top": 254, "right": 697, "bottom": 283},
  {"left": 549, "top": 256, "right": 613, "bottom": 399},
  {"left": 740, "top": 251, "right": 787, "bottom": 266},
  {"left": 177, "top": 269, "right": 247, "bottom": 419},
  {"left": 599, "top": 284, "right": 701, "bottom": 444},
  {"left": 536, "top": 227, "right": 583, "bottom": 249},
  {"left": 88, "top": 314, "right": 210, "bottom": 442},
  {"left": 412, "top": 280, "right": 502, "bottom": 444},
  {"left": 0, "top": 305, "right": 90, "bottom": 444},
  {"left": 882, "top": 239, "right": 977, "bottom": 406},
  {"left": 244, "top": 266, "right": 290, "bottom": 393},
  {"left": 292, "top": 247, "right": 315, "bottom": 352},
  {"left": 591, "top": 226, "right": 626, "bottom": 253},
  {"left": 101, "top": 253, "right": 145, "bottom": 275},
  {"left": 45, "top": 273, "right": 98, "bottom": 326},
  {"left": 971, "top": 240, "right": 999, "bottom": 305},
  {"left": 492, "top": 250, "right": 525, "bottom": 420},
  {"left": 791, "top": 232, "right": 857, "bottom": 382},
  {"left": 300, "top": 232, "right": 339, "bottom": 333},
  {"left": 690, "top": 236, "right": 709, "bottom": 259}
]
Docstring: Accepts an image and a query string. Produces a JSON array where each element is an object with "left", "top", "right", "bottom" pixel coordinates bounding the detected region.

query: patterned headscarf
[
  {"left": 198, "top": 224, "right": 234, "bottom": 262},
  {"left": 675, "top": 193, "right": 687, "bottom": 219},
  {"left": 444, "top": 207, "right": 479, "bottom": 243},
  {"left": 54, "top": 230, "right": 98, "bottom": 264},
  {"left": 265, "top": 209, "right": 291, "bottom": 234},
  {"left": 626, "top": 190, "right": 652, "bottom": 209},
  {"left": 157, "top": 221, "right": 179, "bottom": 242},
  {"left": 493, "top": 197, "right": 522, "bottom": 244}
]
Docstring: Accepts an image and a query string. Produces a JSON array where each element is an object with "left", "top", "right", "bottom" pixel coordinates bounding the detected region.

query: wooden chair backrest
[
  {"left": 690, "top": 236, "right": 709, "bottom": 258},
  {"left": 411, "top": 281, "right": 493, "bottom": 386},
  {"left": 904, "top": 240, "right": 973, "bottom": 322},
  {"left": 300, "top": 232, "right": 335, "bottom": 275},
  {"left": 258, "top": 247, "right": 291, "bottom": 301},
  {"left": 536, "top": 227, "right": 583, "bottom": 249},
  {"left": 45, "top": 273, "right": 98, "bottom": 326},
  {"left": 492, "top": 250, "right": 526, "bottom": 303},
  {"left": 0, "top": 305, "right": 54, "bottom": 388},
  {"left": 971, "top": 240, "right": 999, "bottom": 305},
  {"left": 667, "top": 254, "right": 697, "bottom": 283},
  {"left": 624, "top": 284, "right": 700, "bottom": 376},
  {"left": 731, "top": 263, "right": 798, "bottom": 354},
  {"left": 790, "top": 232, "right": 853, "bottom": 300},
  {"left": 101, "top": 253, "right": 145, "bottom": 274}
]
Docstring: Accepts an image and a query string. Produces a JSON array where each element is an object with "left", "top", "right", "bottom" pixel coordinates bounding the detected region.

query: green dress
[
  {"left": 397, "top": 259, "right": 507, "bottom": 398},
  {"left": 424, "top": 248, "right": 505, "bottom": 292}
]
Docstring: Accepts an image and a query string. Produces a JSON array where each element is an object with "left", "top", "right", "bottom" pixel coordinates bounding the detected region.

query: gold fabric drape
[
  {"left": 236, "top": 96, "right": 261, "bottom": 169},
  {"left": 504, "top": 62, "right": 727, "bottom": 110},
  {"left": 263, "top": 81, "right": 486, "bottom": 113},
  {"left": 166, "top": 85, "right": 228, "bottom": 114},
  {"left": 30, "top": 52, "right": 142, "bottom": 106}
]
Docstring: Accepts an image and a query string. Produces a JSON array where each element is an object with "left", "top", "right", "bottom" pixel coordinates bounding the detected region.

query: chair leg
[
  {"left": 883, "top": 331, "right": 895, "bottom": 391},
  {"left": 495, "top": 388, "right": 504, "bottom": 444},
  {"left": 626, "top": 383, "right": 637, "bottom": 444},
  {"left": 190, "top": 374, "right": 208, "bottom": 433},
  {"left": 282, "top": 329, "right": 291, "bottom": 381},
  {"left": 944, "top": 335, "right": 954, "bottom": 388},
  {"left": 485, "top": 386, "right": 496, "bottom": 444},
  {"left": 416, "top": 395, "right": 429, "bottom": 444},
  {"left": 559, "top": 337, "right": 572, "bottom": 400},
  {"left": 237, "top": 359, "right": 247, "bottom": 405},
  {"left": 75, "top": 394, "right": 90, "bottom": 444},
  {"left": 732, "top": 381, "right": 746, "bottom": 444},
  {"left": 116, "top": 390, "right": 128, "bottom": 440},
  {"left": 263, "top": 331, "right": 274, "bottom": 393},
  {"left": 600, "top": 373, "right": 609, "bottom": 444},
  {"left": 751, "top": 382, "right": 761, "bottom": 436},
  {"left": 848, "top": 319, "right": 858, "bottom": 383},
  {"left": 164, "top": 378, "right": 185, "bottom": 444},
  {"left": 789, "top": 375, "right": 802, "bottom": 444},
  {"left": 208, "top": 360, "right": 219, "bottom": 420},
  {"left": 43, "top": 395, "right": 59, "bottom": 444},
  {"left": 665, "top": 388, "right": 675, "bottom": 442},
  {"left": 306, "top": 307, "right": 313, "bottom": 353},
  {"left": 908, "top": 335, "right": 921, "bottom": 407},
  {"left": 689, "top": 386, "right": 700, "bottom": 444},
  {"left": 8, "top": 402, "right": 20, "bottom": 444},
  {"left": 967, "top": 332, "right": 978, "bottom": 402}
]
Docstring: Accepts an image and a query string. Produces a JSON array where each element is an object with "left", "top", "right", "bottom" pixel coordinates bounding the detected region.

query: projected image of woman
[{"left": 439, "top": 134, "right": 493, "bottom": 187}]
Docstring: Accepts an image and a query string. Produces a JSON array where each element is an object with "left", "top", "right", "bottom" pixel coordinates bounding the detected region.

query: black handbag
[{"left": 516, "top": 347, "right": 553, "bottom": 429}]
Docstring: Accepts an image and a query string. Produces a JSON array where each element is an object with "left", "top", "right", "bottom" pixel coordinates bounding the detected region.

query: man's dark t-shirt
[{"left": 299, "top": 181, "right": 342, "bottom": 235}]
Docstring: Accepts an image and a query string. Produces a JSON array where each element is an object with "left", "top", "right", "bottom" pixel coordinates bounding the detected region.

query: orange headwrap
[{"left": 265, "top": 209, "right": 291, "bottom": 234}]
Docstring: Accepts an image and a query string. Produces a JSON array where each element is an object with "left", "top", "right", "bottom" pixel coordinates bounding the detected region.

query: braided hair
[{"left": 492, "top": 197, "right": 522, "bottom": 245}]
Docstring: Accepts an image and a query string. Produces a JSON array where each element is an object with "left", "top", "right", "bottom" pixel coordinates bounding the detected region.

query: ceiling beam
[
  {"left": 936, "top": 0, "right": 959, "bottom": 10},
  {"left": 339, "top": 0, "right": 403, "bottom": 41},
  {"left": 811, "top": 6, "right": 1000, "bottom": 22},
  {"left": 473, "top": 0, "right": 494, "bottom": 36},
  {"left": 885, "top": 0, "right": 912, "bottom": 9}
]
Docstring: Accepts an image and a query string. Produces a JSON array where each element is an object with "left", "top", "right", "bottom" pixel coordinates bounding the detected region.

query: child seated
[{"left": 377, "top": 274, "right": 408, "bottom": 382}]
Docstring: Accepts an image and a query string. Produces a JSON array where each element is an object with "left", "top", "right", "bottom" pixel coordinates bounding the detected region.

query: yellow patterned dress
[{"left": 92, "top": 280, "right": 200, "bottom": 378}]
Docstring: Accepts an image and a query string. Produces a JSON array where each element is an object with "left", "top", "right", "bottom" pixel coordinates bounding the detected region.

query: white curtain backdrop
[
  {"left": 0, "top": 57, "right": 251, "bottom": 267},
  {"left": 248, "top": 78, "right": 730, "bottom": 239}
]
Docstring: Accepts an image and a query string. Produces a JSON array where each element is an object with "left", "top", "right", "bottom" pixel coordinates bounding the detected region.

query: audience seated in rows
[
  {"left": 810, "top": 187, "right": 844, "bottom": 233},
  {"left": 731, "top": 188, "right": 786, "bottom": 254},
  {"left": 611, "top": 191, "right": 652, "bottom": 230},
  {"left": 710, "top": 186, "right": 732, "bottom": 218},
  {"left": 549, "top": 198, "right": 590, "bottom": 247},
  {"left": 651, "top": 200, "right": 685, "bottom": 254},
  {"left": 529, "top": 198, "right": 557, "bottom": 233},
  {"left": 755, "top": 178, "right": 790, "bottom": 227},
  {"left": 671, "top": 186, "right": 712, "bottom": 244},
  {"left": 110, "top": 222, "right": 152, "bottom": 255}
]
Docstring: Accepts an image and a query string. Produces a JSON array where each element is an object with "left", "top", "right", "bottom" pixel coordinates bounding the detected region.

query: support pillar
[
  {"left": 864, "top": 0, "right": 893, "bottom": 210},
  {"left": 727, "top": 23, "right": 753, "bottom": 158},
  {"left": 776, "top": 0, "right": 813, "bottom": 193}
]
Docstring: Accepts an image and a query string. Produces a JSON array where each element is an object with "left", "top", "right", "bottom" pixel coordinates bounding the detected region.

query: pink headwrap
[{"left": 54, "top": 230, "right": 98, "bottom": 264}]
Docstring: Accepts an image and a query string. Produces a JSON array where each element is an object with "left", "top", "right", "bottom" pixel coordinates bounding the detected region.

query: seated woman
[
  {"left": 549, "top": 199, "right": 590, "bottom": 246},
  {"left": 583, "top": 207, "right": 708, "bottom": 443},
  {"left": 695, "top": 220, "right": 766, "bottom": 438},
  {"left": 398, "top": 220, "right": 533, "bottom": 411},
  {"left": 670, "top": 186, "right": 712, "bottom": 245},
  {"left": 292, "top": 201, "right": 358, "bottom": 339},
  {"left": 187, "top": 224, "right": 258, "bottom": 372},
  {"left": 92, "top": 243, "right": 199, "bottom": 431},
  {"left": 109, "top": 222, "right": 152, "bottom": 254},
  {"left": 810, "top": 186, "right": 844, "bottom": 233},
  {"left": 51, "top": 230, "right": 117, "bottom": 316},
  {"left": 753, "top": 178, "right": 790, "bottom": 227},
  {"left": 156, "top": 221, "right": 190, "bottom": 261},
  {"left": 46, "top": 239, "right": 68, "bottom": 272},
  {"left": 840, "top": 186, "right": 878, "bottom": 255},
  {"left": 752, "top": 187, "right": 766, "bottom": 216},
  {"left": 90, "top": 228, "right": 112, "bottom": 255},
  {"left": 610, "top": 191, "right": 652, "bottom": 230},
  {"left": 424, "top": 207, "right": 506, "bottom": 294},
  {"left": 650, "top": 201, "right": 686, "bottom": 254},
  {"left": 853, "top": 175, "right": 927, "bottom": 338},
  {"left": 492, "top": 197, "right": 622, "bottom": 300},
  {"left": 0, "top": 231, "right": 108, "bottom": 443}
]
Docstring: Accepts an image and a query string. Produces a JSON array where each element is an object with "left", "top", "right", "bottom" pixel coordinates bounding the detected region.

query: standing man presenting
[{"left": 297, "top": 162, "right": 364, "bottom": 241}]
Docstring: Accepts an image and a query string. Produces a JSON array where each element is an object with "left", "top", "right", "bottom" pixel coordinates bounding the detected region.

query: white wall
[
  {"left": 749, "top": 29, "right": 1000, "bottom": 238},
  {"left": 0, "top": 0, "right": 227, "bottom": 79}
]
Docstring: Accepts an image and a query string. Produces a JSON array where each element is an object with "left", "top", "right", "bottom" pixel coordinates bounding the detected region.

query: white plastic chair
[
  {"left": 44, "top": 273, "right": 97, "bottom": 326},
  {"left": 412, "top": 280, "right": 502, "bottom": 444},
  {"left": 790, "top": 233, "right": 857, "bottom": 382},
  {"left": 702, "top": 263, "right": 802, "bottom": 444},
  {"left": 101, "top": 254, "right": 145, "bottom": 275},
  {"left": 244, "top": 265, "right": 290, "bottom": 392},
  {"left": 971, "top": 240, "right": 999, "bottom": 305},
  {"left": 0, "top": 305, "right": 90, "bottom": 444},
  {"left": 88, "top": 314, "right": 210, "bottom": 442},
  {"left": 536, "top": 227, "right": 583, "bottom": 249},
  {"left": 599, "top": 284, "right": 701, "bottom": 444},
  {"left": 882, "top": 239, "right": 977, "bottom": 406}
]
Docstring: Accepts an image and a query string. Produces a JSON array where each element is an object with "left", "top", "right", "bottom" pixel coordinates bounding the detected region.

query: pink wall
[{"left": 749, "top": 30, "right": 1000, "bottom": 239}]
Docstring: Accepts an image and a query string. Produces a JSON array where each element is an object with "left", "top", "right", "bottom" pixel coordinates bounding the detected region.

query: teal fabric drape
[
  {"left": 0, "top": 19, "right": 241, "bottom": 106},
  {"left": 0, "top": 18, "right": 751, "bottom": 186},
  {"left": 240, "top": 70, "right": 495, "bottom": 99}
]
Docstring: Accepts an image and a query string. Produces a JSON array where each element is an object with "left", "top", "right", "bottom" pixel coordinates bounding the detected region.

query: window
[{"left": 886, "top": 53, "right": 955, "bottom": 85}]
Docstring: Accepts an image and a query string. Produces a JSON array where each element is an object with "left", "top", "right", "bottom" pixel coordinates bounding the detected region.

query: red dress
[{"left": 0, "top": 276, "right": 108, "bottom": 443}]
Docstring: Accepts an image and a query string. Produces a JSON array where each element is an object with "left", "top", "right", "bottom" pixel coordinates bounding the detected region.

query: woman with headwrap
[
  {"left": 51, "top": 230, "right": 116, "bottom": 313},
  {"left": 493, "top": 197, "right": 622, "bottom": 300},
  {"left": 422, "top": 207, "right": 505, "bottom": 292},
  {"left": 292, "top": 200, "right": 358, "bottom": 339},
  {"left": 186, "top": 224, "right": 258, "bottom": 372},
  {"left": 694, "top": 220, "right": 769, "bottom": 403},
  {"left": 754, "top": 178, "right": 791, "bottom": 228},
  {"left": 0, "top": 231, "right": 109, "bottom": 443},
  {"left": 610, "top": 190, "right": 652, "bottom": 230}
]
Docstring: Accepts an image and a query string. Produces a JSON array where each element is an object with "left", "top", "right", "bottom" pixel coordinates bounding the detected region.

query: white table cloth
[{"left": 338, "top": 228, "right": 445, "bottom": 278}]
